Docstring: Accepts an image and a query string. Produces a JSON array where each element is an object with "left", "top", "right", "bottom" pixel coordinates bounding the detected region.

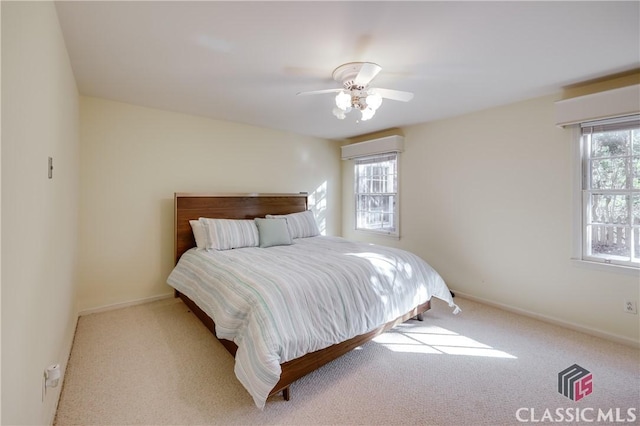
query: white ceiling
[{"left": 55, "top": 1, "right": 640, "bottom": 140}]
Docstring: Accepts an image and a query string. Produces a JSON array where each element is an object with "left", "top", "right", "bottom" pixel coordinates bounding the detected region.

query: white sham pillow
[
  {"left": 198, "top": 218, "right": 259, "bottom": 251},
  {"left": 266, "top": 210, "right": 320, "bottom": 239},
  {"left": 189, "top": 220, "right": 207, "bottom": 249}
]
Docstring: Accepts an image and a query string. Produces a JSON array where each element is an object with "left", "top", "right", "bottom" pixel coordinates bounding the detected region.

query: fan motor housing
[
  {"left": 332, "top": 62, "right": 380, "bottom": 88},
  {"left": 342, "top": 80, "right": 365, "bottom": 91}
]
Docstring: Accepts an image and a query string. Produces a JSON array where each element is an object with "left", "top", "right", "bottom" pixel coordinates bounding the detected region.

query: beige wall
[
  {"left": 1, "top": 2, "right": 80, "bottom": 424},
  {"left": 343, "top": 94, "right": 639, "bottom": 346},
  {"left": 78, "top": 97, "right": 342, "bottom": 312}
]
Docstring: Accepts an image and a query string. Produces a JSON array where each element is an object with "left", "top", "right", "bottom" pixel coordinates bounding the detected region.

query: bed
[{"left": 167, "top": 193, "right": 459, "bottom": 408}]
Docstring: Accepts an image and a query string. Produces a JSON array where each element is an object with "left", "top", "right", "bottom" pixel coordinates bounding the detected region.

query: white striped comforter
[{"left": 167, "top": 236, "right": 458, "bottom": 408}]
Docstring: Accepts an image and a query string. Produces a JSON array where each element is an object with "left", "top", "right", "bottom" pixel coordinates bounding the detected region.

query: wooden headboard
[{"left": 174, "top": 193, "right": 308, "bottom": 264}]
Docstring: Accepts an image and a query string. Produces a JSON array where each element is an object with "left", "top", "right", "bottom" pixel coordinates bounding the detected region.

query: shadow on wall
[{"left": 310, "top": 181, "right": 327, "bottom": 234}]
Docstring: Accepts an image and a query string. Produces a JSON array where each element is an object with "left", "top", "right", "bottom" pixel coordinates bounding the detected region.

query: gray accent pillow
[{"left": 254, "top": 218, "right": 293, "bottom": 248}]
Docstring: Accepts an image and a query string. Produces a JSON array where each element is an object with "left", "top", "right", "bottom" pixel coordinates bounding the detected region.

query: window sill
[
  {"left": 355, "top": 229, "right": 400, "bottom": 240},
  {"left": 571, "top": 258, "right": 639, "bottom": 276}
]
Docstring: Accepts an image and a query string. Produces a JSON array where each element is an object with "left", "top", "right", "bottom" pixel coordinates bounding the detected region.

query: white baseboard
[
  {"left": 78, "top": 293, "right": 174, "bottom": 316},
  {"left": 453, "top": 290, "right": 640, "bottom": 349}
]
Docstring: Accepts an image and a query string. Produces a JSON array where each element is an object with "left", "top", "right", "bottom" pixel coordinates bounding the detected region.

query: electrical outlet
[{"left": 624, "top": 300, "right": 637, "bottom": 314}]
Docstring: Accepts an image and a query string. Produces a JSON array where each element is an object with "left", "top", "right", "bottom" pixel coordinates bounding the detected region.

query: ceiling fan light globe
[
  {"left": 360, "top": 107, "right": 375, "bottom": 121},
  {"left": 335, "top": 91, "right": 351, "bottom": 110},
  {"left": 332, "top": 107, "right": 346, "bottom": 120},
  {"left": 366, "top": 92, "right": 382, "bottom": 110}
]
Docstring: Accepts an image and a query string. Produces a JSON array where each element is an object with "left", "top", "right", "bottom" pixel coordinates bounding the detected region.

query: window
[
  {"left": 354, "top": 153, "right": 398, "bottom": 236},
  {"left": 581, "top": 115, "right": 640, "bottom": 267}
]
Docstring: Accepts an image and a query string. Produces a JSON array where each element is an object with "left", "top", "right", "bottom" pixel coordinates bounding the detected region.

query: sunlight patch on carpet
[{"left": 372, "top": 323, "right": 517, "bottom": 359}]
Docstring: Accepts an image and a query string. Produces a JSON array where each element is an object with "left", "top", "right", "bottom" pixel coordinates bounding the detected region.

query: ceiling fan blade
[
  {"left": 373, "top": 88, "right": 414, "bottom": 102},
  {"left": 354, "top": 62, "right": 382, "bottom": 87},
  {"left": 297, "top": 88, "right": 343, "bottom": 96}
]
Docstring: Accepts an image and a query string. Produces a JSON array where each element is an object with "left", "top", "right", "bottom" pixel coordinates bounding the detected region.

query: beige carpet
[{"left": 55, "top": 297, "right": 639, "bottom": 425}]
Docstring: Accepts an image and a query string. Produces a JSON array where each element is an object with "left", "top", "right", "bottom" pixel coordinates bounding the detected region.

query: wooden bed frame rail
[{"left": 177, "top": 289, "right": 429, "bottom": 400}]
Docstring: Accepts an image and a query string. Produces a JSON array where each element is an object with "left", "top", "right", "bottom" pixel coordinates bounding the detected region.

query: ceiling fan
[{"left": 297, "top": 62, "right": 414, "bottom": 121}]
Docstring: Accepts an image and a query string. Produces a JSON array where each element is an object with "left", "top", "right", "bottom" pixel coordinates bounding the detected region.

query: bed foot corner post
[{"left": 282, "top": 386, "right": 290, "bottom": 401}]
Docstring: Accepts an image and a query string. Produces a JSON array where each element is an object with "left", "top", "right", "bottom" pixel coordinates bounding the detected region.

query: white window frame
[
  {"left": 576, "top": 114, "right": 639, "bottom": 269},
  {"left": 354, "top": 153, "right": 399, "bottom": 237}
]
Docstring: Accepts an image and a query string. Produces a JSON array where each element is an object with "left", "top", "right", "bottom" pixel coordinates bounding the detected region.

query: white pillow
[
  {"left": 189, "top": 220, "right": 207, "bottom": 249},
  {"left": 198, "top": 218, "right": 259, "bottom": 251},
  {"left": 266, "top": 210, "right": 320, "bottom": 239}
]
